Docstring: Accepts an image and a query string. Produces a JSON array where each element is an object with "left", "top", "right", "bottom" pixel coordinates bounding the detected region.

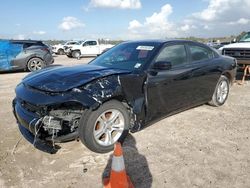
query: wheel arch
[
  {"left": 72, "top": 50, "right": 81, "bottom": 59},
  {"left": 72, "top": 49, "right": 81, "bottom": 53},
  {"left": 57, "top": 48, "right": 64, "bottom": 54},
  {"left": 89, "top": 95, "right": 129, "bottom": 111},
  {"left": 222, "top": 71, "right": 233, "bottom": 86}
]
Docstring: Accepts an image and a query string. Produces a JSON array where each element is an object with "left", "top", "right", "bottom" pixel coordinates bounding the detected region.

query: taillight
[{"left": 41, "top": 47, "right": 50, "bottom": 52}]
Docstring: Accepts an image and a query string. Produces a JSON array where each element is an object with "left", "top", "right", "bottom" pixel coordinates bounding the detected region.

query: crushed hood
[{"left": 23, "top": 64, "right": 130, "bottom": 92}]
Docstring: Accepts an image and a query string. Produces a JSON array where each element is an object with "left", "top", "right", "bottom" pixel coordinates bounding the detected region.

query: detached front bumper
[
  {"left": 13, "top": 98, "right": 80, "bottom": 153},
  {"left": 13, "top": 99, "right": 59, "bottom": 153},
  {"left": 13, "top": 99, "right": 39, "bottom": 134},
  {"left": 18, "top": 124, "right": 59, "bottom": 154}
]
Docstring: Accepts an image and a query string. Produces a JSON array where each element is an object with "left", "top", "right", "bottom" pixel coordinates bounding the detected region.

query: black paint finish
[{"left": 13, "top": 40, "right": 237, "bottom": 151}]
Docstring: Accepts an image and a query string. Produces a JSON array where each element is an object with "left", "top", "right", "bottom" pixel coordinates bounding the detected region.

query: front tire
[
  {"left": 27, "top": 57, "right": 45, "bottom": 72},
  {"left": 79, "top": 100, "right": 129, "bottom": 153},
  {"left": 209, "top": 75, "right": 230, "bottom": 106}
]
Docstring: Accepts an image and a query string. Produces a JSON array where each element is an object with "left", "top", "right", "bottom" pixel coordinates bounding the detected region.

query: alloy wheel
[
  {"left": 217, "top": 80, "right": 229, "bottom": 103},
  {"left": 93, "top": 109, "right": 125, "bottom": 146}
]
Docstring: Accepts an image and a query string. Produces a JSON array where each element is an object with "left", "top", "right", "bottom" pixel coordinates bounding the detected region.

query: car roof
[
  {"left": 10, "top": 40, "right": 43, "bottom": 44},
  {"left": 122, "top": 39, "right": 216, "bottom": 54},
  {"left": 123, "top": 39, "right": 203, "bottom": 45}
]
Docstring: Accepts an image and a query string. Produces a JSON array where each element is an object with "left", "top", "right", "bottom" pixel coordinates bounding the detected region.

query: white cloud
[
  {"left": 59, "top": 17, "right": 85, "bottom": 31},
  {"left": 203, "top": 25, "right": 210, "bottom": 30},
  {"left": 192, "top": 0, "right": 231, "bottom": 22},
  {"left": 126, "top": 0, "right": 250, "bottom": 39},
  {"left": 237, "top": 18, "right": 250, "bottom": 25},
  {"left": 180, "top": 24, "right": 190, "bottom": 32},
  {"left": 128, "top": 20, "right": 142, "bottom": 30},
  {"left": 33, "top": 31, "right": 46, "bottom": 35},
  {"left": 228, "top": 18, "right": 250, "bottom": 25},
  {"left": 192, "top": 0, "right": 250, "bottom": 23},
  {"left": 127, "top": 4, "right": 177, "bottom": 39},
  {"left": 15, "top": 34, "right": 26, "bottom": 40},
  {"left": 145, "top": 4, "right": 172, "bottom": 25},
  {"left": 90, "top": 0, "right": 141, "bottom": 9},
  {"left": 178, "top": 0, "right": 250, "bottom": 37},
  {"left": 180, "top": 24, "right": 198, "bottom": 32}
]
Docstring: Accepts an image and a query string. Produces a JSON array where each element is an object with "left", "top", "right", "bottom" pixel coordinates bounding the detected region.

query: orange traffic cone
[{"left": 103, "top": 142, "right": 134, "bottom": 188}]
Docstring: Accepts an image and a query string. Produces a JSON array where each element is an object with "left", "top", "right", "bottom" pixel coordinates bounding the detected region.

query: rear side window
[
  {"left": 84, "top": 41, "right": 97, "bottom": 46},
  {"left": 155, "top": 44, "right": 187, "bottom": 66},
  {"left": 189, "top": 45, "right": 214, "bottom": 62},
  {"left": 23, "top": 43, "right": 34, "bottom": 49}
]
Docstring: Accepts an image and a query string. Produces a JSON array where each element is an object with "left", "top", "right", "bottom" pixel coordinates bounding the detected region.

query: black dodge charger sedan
[{"left": 13, "top": 40, "right": 237, "bottom": 153}]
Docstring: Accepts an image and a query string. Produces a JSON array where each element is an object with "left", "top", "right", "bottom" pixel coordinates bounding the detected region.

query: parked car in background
[
  {"left": 13, "top": 40, "right": 237, "bottom": 153},
  {"left": 0, "top": 40, "right": 54, "bottom": 72},
  {"left": 219, "top": 32, "right": 250, "bottom": 68},
  {"left": 207, "top": 41, "right": 230, "bottom": 49},
  {"left": 65, "top": 39, "right": 114, "bottom": 59},
  {"left": 51, "top": 41, "right": 81, "bottom": 55}
]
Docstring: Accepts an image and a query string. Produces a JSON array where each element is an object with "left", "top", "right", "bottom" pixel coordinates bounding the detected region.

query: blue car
[{"left": 0, "top": 40, "right": 54, "bottom": 72}]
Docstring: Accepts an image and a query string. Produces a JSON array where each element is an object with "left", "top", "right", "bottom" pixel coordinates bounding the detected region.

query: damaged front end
[
  {"left": 13, "top": 65, "right": 147, "bottom": 153},
  {"left": 12, "top": 75, "right": 100, "bottom": 153},
  {"left": 13, "top": 97, "right": 84, "bottom": 153}
]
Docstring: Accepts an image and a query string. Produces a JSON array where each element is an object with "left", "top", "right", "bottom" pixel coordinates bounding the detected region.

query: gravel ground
[{"left": 0, "top": 55, "right": 249, "bottom": 188}]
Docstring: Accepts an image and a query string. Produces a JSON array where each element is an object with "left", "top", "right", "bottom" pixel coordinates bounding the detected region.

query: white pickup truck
[
  {"left": 219, "top": 32, "right": 250, "bottom": 66},
  {"left": 51, "top": 41, "right": 81, "bottom": 55},
  {"left": 65, "top": 40, "right": 114, "bottom": 59}
]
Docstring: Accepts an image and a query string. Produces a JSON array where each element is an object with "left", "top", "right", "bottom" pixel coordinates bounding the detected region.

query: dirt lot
[{"left": 0, "top": 55, "right": 249, "bottom": 188}]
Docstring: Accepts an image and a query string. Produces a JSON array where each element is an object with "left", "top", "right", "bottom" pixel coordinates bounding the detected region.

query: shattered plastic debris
[
  {"left": 84, "top": 75, "right": 122, "bottom": 103},
  {"left": 32, "top": 116, "right": 62, "bottom": 147},
  {"left": 72, "top": 88, "right": 82, "bottom": 93},
  {"left": 32, "top": 117, "right": 43, "bottom": 146}
]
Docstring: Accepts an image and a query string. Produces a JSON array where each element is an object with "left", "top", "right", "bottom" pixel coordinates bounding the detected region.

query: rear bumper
[
  {"left": 51, "top": 49, "right": 57, "bottom": 54},
  {"left": 44, "top": 53, "right": 54, "bottom": 65}
]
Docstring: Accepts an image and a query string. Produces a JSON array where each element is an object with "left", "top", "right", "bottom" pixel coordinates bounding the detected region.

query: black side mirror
[{"left": 153, "top": 61, "right": 172, "bottom": 70}]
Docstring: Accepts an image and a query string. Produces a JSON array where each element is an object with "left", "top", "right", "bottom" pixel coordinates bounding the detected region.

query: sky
[{"left": 0, "top": 0, "right": 250, "bottom": 40}]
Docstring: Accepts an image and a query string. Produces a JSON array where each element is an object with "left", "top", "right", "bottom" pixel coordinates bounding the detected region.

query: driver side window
[{"left": 155, "top": 44, "right": 187, "bottom": 66}]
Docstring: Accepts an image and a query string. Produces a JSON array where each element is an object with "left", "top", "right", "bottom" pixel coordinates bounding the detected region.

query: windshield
[
  {"left": 90, "top": 42, "right": 160, "bottom": 71},
  {"left": 64, "top": 41, "right": 81, "bottom": 45},
  {"left": 239, "top": 32, "right": 250, "bottom": 42}
]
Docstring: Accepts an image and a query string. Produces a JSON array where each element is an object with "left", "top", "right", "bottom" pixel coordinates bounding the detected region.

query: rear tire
[
  {"left": 57, "top": 49, "right": 64, "bottom": 55},
  {"left": 27, "top": 58, "right": 45, "bottom": 72},
  {"left": 209, "top": 75, "right": 229, "bottom": 107},
  {"left": 79, "top": 100, "right": 129, "bottom": 153},
  {"left": 72, "top": 51, "right": 81, "bottom": 59}
]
